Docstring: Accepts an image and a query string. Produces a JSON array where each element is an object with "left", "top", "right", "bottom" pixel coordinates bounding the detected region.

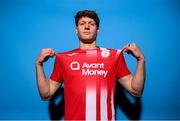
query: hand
[
  {"left": 122, "top": 43, "right": 145, "bottom": 61},
  {"left": 36, "top": 48, "right": 56, "bottom": 65}
]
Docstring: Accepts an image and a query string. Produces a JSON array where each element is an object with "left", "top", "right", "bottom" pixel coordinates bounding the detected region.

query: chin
[{"left": 80, "top": 39, "right": 95, "bottom": 44}]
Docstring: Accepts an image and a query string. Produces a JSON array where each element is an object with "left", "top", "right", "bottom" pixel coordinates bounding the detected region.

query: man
[{"left": 35, "top": 10, "right": 145, "bottom": 120}]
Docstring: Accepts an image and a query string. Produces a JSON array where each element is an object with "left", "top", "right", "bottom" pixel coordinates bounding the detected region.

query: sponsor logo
[
  {"left": 70, "top": 61, "right": 80, "bottom": 70},
  {"left": 70, "top": 62, "right": 108, "bottom": 78}
]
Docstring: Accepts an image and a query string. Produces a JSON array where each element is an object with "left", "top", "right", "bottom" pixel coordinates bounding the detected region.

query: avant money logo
[
  {"left": 70, "top": 61, "right": 80, "bottom": 70},
  {"left": 70, "top": 61, "right": 108, "bottom": 78}
]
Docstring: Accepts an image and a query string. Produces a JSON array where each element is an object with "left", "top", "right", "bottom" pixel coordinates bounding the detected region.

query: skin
[
  {"left": 76, "top": 17, "right": 99, "bottom": 49},
  {"left": 35, "top": 16, "right": 145, "bottom": 100}
]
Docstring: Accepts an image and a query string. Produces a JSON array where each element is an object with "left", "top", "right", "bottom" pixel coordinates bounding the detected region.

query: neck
[{"left": 79, "top": 40, "right": 97, "bottom": 50}]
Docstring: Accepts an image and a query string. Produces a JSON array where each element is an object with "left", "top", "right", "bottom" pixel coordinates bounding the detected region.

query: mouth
[{"left": 83, "top": 32, "right": 91, "bottom": 35}]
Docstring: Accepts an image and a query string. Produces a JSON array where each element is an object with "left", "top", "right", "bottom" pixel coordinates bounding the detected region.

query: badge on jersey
[{"left": 101, "top": 49, "right": 110, "bottom": 58}]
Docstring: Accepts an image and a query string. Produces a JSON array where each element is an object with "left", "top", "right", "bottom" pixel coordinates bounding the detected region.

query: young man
[{"left": 35, "top": 10, "right": 145, "bottom": 120}]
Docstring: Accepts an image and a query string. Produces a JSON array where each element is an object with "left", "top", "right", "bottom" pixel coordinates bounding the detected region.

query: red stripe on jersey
[{"left": 96, "top": 74, "right": 101, "bottom": 120}]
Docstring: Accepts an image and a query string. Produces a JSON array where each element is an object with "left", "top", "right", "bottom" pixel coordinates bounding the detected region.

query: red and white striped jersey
[{"left": 50, "top": 47, "right": 130, "bottom": 120}]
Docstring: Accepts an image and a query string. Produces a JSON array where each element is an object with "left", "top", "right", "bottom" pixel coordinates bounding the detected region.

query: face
[{"left": 76, "top": 17, "right": 99, "bottom": 43}]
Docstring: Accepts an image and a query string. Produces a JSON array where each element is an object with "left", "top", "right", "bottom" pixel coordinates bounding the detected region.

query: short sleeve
[
  {"left": 116, "top": 52, "right": 131, "bottom": 79},
  {"left": 50, "top": 56, "right": 63, "bottom": 83}
]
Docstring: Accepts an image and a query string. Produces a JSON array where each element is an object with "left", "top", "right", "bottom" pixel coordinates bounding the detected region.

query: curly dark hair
[{"left": 75, "top": 10, "right": 100, "bottom": 28}]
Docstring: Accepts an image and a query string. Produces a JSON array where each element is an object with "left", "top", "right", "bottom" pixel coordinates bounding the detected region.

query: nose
[{"left": 84, "top": 24, "right": 90, "bottom": 30}]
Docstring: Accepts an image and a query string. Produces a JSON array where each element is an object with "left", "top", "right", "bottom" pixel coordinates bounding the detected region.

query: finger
[
  {"left": 41, "top": 53, "right": 51, "bottom": 58},
  {"left": 41, "top": 50, "right": 54, "bottom": 56},
  {"left": 43, "top": 48, "right": 55, "bottom": 55},
  {"left": 45, "top": 51, "right": 55, "bottom": 57},
  {"left": 50, "top": 50, "right": 56, "bottom": 56},
  {"left": 42, "top": 48, "right": 53, "bottom": 51},
  {"left": 41, "top": 48, "right": 53, "bottom": 54},
  {"left": 122, "top": 44, "right": 131, "bottom": 52},
  {"left": 41, "top": 49, "right": 51, "bottom": 55},
  {"left": 125, "top": 43, "right": 131, "bottom": 48},
  {"left": 131, "top": 43, "right": 136, "bottom": 46},
  {"left": 122, "top": 48, "right": 128, "bottom": 53},
  {"left": 42, "top": 48, "right": 53, "bottom": 53},
  {"left": 122, "top": 48, "right": 131, "bottom": 54},
  {"left": 41, "top": 50, "right": 51, "bottom": 55}
]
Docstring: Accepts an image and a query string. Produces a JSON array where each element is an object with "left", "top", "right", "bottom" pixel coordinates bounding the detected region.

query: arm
[
  {"left": 118, "top": 43, "right": 146, "bottom": 97},
  {"left": 35, "top": 48, "right": 61, "bottom": 100}
]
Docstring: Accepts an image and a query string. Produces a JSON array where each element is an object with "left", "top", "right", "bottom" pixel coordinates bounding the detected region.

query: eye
[
  {"left": 79, "top": 22, "right": 85, "bottom": 26},
  {"left": 91, "top": 23, "right": 95, "bottom": 26},
  {"left": 89, "top": 22, "right": 95, "bottom": 26}
]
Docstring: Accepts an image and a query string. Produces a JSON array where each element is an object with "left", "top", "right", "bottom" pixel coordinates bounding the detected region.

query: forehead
[{"left": 78, "top": 17, "right": 95, "bottom": 23}]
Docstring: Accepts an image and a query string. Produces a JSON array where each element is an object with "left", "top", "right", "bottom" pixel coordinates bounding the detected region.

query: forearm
[
  {"left": 131, "top": 58, "right": 146, "bottom": 96},
  {"left": 35, "top": 62, "right": 50, "bottom": 99}
]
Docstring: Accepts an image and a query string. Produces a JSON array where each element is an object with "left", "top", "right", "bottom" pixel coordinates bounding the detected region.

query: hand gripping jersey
[{"left": 50, "top": 47, "right": 130, "bottom": 120}]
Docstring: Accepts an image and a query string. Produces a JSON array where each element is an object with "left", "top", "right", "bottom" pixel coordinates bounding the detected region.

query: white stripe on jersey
[
  {"left": 101, "top": 89, "right": 108, "bottom": 120},
  {"left": 86, "top": 89, "right": 96, "bottom": 120},
  {"left": 86, "top": 50, "right": 97, "bottom": 55},
  {"left": 116, "top": 49, "right": 122, "bottom": 59},
  {"left": 111, "top": 90, "right": 115, "bottom": 120}
]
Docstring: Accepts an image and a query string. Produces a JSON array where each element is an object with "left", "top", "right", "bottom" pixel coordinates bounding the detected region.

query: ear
[
  {"left": 75, "top": 28, "right": 78, "bottom": 34},
  {"left": 97, "top": 29, "right": 100, "bottom": 34}
]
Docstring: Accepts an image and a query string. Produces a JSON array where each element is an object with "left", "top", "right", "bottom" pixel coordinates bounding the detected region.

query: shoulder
[
  {"left": 55, "top": 48, "right": 81, "bottom": 59},
  {"left": 97, "top": 47, "right": 123, "bottom": 59},
  {"left": 99, "top": 47, "right": 122, "bottom": 54},
  {"left": 100, "top": 47, "right": 121, "bottom": 51},
  {"left": 55, "top": 48, "right": 78, "bottom": 56}
]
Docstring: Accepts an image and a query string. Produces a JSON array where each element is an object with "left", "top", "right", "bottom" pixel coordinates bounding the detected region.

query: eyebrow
[{"left": 79, "top": 20, "right": 95, "bottom": 23}]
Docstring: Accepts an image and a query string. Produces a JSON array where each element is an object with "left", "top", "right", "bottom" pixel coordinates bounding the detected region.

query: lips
[{"left": 83, "top": 32, "right": 91, "bottom": 35}]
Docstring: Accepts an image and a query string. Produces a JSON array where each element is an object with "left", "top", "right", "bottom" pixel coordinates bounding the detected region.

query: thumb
[
  {"left": 122, "top": 44, "right": 130, "bottom": 53},
  {"left": 122, "top": 45, "right": 132, "bottom": 54},
  {"left": 122, "top": 48, "right": 128, "bottom": 53},
  {"left": 50, "top": 49, "right": 56, "bottom": 57}
]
